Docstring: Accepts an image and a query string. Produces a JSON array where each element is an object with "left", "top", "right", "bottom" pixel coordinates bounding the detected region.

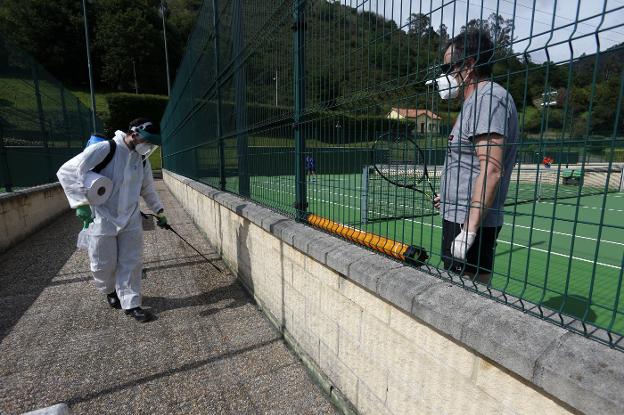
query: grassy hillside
[{"left": 69, "top": 89, "right": 110, "bottom": 124}]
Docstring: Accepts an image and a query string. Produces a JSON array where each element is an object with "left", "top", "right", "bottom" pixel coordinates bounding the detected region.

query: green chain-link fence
[
  {"left": 0, "top": 35, "right": 102, "bottom": 191},
  {"left": 161, "top": 0, "right": 624, "bottom": 349}
]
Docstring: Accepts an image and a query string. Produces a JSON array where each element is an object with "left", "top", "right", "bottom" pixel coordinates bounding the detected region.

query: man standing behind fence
[{"left": 430, "top": 29, "right": 519, "bottom": 283}]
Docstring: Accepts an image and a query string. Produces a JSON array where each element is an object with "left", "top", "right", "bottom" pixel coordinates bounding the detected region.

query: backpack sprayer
[{"left": 141, "top": 212, "right": 223, "bottom": 273}]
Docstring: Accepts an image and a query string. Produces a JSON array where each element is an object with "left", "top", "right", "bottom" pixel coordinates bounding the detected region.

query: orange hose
[{"left": 307, "top": 214, "right": 416, "bottom": 262}]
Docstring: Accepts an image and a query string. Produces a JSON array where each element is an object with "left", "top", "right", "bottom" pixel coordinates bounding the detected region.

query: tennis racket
[{"left": 370, "top": 131, "right": 437, "bottom": 200}]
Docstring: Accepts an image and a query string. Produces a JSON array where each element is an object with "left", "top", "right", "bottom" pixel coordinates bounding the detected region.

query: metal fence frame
[{"left": 161, "top": 0, "right": 624, "bottom": 349}]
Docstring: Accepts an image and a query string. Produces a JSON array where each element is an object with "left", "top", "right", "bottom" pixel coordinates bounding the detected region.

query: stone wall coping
[
  {"left": 165, "top": 170, "right": 624, "bottom": 415},
  {"left": 0, "top": 182, "right": 62, "bottom": 201}
]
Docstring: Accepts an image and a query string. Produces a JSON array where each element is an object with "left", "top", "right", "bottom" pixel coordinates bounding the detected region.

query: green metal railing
[
  {"left": 161, "top": 0, "right": 624, "bottom": 349},
  {"left": 0, "top": 36, "right": 101, "bottom": 191}
]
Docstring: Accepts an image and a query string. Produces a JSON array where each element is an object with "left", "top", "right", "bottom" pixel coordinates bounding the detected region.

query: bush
[
  {"left": 605, "top": 148, "right": 624, "bottom": 163},
  {"left": 105, "top": 93, "right": 169, "bottom": 134},
  {"left": 520, "top": 106, "right": 541, "bottom": 133}
]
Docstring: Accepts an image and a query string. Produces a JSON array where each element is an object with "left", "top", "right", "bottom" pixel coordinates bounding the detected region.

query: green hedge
[
  {"left": 605, "top": 148, "right": 624, "bottom": 163},
  {"left": 105, "top": 93, "right": 169, "bottom": 133}
]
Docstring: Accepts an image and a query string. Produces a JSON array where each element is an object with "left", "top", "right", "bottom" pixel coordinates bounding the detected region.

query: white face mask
[
  {"left": 135, "top": 142, "right": 156, "bottom": 157},
  {"left": 425, "top": 74, "right": 460, "bottom": 100}
]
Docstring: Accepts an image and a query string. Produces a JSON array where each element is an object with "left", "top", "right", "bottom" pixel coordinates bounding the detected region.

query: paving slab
[{"left": 0, "top": 180, "right": 338, "bottom": 415}]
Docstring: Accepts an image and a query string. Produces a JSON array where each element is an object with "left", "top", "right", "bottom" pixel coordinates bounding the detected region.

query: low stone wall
[
  {"left": 0, "top": 183, "right": 69, "bottom": 253},
  {"left": 163, "top": 170, "right": 624, "bottom": 415}
]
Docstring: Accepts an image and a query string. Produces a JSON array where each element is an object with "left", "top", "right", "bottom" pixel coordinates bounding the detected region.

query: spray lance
[{"left": 140, "top": 212, "right": 223, "bottom": 273}]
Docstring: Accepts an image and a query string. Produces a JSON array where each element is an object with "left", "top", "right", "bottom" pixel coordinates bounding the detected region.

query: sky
[{"left": 336, "top": 0, "right": 624, "bottom": 63}]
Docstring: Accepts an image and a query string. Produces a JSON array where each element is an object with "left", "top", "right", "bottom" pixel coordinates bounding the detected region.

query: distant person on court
[
  {"left": 305, "top": 154, "right": 317, "bottom": 183},
  {"left": 428, "top": 29, "right": 519, "bottom": 283},
  {"left": 57, "top": 118, "right": 167, "bottom": 322}
]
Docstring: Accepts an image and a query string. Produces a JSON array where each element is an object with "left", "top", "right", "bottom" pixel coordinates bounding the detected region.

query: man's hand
[
  {"left": 156, "top": 212, "right": 168, "bottom": 229},
  {"left": 76, "top": 205, "right": 93, "bottom": 227},
  {"left": 433, "top": 195, "right": 441, "bottom": 210},
  {"left": 451, "top": 228, "right": 477, "bottom": 260}
]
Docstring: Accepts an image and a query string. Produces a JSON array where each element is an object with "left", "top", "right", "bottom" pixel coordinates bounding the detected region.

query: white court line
[
  {"left": 251, "top": 179, "right": 623, "bottom": 255},
  {"left": 405, "top": 218, "right": 621, "bottom": 270},
  {"left": 538, "top": 201, "right": 624, "bottom": 213},
  {"left": 311, "top": 184, "right": 623, "bottom": 247},
  {"left": 502, "top": 222, "right": 624, "bottom": 247}
]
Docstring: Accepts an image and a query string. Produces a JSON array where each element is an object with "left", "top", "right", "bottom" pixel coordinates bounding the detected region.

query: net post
[
  {"left": 537, "top": 168, "right": 543, "bottom": 202},
  {"left": 361, "top": 165, "right": 369, "bottom": 224}
]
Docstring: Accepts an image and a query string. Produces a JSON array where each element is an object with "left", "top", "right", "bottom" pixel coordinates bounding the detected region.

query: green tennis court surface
[{"left": 218, "top": 172, "right": 624, "bottom": 335}]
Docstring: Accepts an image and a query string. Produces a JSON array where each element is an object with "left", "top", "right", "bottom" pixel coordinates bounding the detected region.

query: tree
[
  {"left": 407, "top": 13, "right": 430, "bottom": 37},
  {"left": 0, "top": 0, "right": 86, "bottom": 86},
  {"left": 164, "top": 0, "right": 202, "bottom": 70},
  {"left": 461, "top": 14, "right": 514, "bottom": 53},
  {"left": 592, "top": 76, "right": 623, "bottom": 133},
  {"left": 437, "top": 24, "right": 449, "bottom": 49},
  {"left": 93, "top": 0, "right": 163, "bottom": 91},
  {"left": 462, "top": 18, "right": 486, "bottom": 33},
  {"left": 488, "top": 13, "right": 514, "bottom": 52}
]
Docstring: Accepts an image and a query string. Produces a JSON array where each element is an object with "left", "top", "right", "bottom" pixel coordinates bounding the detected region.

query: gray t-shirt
[{"left": 440, "top": 81, "right": 519, "bottom": 227}]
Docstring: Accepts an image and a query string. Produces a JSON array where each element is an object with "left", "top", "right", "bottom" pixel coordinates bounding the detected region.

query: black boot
[
  {"left": 124, "top": 307, "right": 154, "bottom": 322},
  {"left": 106, "top": 291, "right": 121, "bottom": 309}
]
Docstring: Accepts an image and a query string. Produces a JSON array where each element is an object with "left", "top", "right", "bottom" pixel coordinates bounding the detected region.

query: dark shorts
[{"left": 442, "top": 220, "right": 502, "bottom": 275}]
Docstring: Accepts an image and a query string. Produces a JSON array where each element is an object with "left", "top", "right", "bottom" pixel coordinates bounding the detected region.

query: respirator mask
[
  {"left": 425, "top": 62, "right": 466, "bottom": 100},
  {"left": 135, "top": 142, "right": 156, "bottom": 157},
  {"left": 130, "top": 121, "right": 161, "bottom": 158}
]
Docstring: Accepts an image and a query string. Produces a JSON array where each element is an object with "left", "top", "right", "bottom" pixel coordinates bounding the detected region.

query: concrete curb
[{"left": 164, "top": 170, "right": 624, "bottom": 415}]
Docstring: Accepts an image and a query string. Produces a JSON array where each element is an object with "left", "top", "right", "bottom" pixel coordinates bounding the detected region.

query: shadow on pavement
[{"left": 0, "top": 212, "right": 81, "bottom": 344}]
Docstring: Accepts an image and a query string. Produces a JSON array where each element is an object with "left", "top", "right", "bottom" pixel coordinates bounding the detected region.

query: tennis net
[
  {"left": 509, "top": 164, "right": 623, "bottom": 204},
  {"left": 361, "top": 164, "right": 623, "bottom": 222}
]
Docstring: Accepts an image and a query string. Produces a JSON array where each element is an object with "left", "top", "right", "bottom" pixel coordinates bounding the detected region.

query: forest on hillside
[
  {"left": 0, "top": 0, "right": 201, "bottom": 94},
  {"left": 1, "top": 0, "right": 622, "bottom": 136}
]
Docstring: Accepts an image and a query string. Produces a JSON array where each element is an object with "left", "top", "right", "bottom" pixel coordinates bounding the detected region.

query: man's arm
[{"left": 464, "top": 133, "right": 504, "bottom": 232}]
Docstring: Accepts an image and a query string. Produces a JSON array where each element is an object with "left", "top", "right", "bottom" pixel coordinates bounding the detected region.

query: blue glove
[
  {"left": 76, "top": 205, "right": 93, "bottom": 227},
  {"left": 156, "top": 212, "right": 168, "bottom": 229}
]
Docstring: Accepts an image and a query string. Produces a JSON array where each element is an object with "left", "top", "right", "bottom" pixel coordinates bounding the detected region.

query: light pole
[
  {"left": 81, "top": 0, "right": 97, "bottom": 133},
  {"left": 160, "top": 0, "right": 171, "bottom": 96},
  {"left": 273, "top": 69, "right": 278, "bottom": 107},
  {"left": 132, "top": 59, "right": 139, "bottom": 93}
]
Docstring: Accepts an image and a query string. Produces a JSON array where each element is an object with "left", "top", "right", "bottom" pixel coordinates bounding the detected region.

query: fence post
[
  {"left": 32, "top": 61, "right": 52, "bottom": 182},
  {"left": 32, "top": 62, "right": 47, "bottom": 137},
  {"left": 293, "top": 0, "right": 307, "bottom": 221},
  {"left": 0, "top": 123, "right": 12, "bottom": 192},
  {"left": 60, "top": 85, "right": 71, "bottom": 148},
  {"left": 76, "top": 98, "right": 87, "bottom": 141},
  {"left": 212, "top": 0, "right": 225, "bottom": 191},
  {"left": 233, "top": 0, "right": 249, "bottom": 197}
]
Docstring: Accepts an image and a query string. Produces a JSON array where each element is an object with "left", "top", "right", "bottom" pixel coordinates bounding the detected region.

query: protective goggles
[{"left": 130, "top": 121, "right": 162, "bottom": 146}]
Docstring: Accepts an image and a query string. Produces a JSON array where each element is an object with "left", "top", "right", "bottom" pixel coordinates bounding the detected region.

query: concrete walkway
[{"left": 0, "top": 180, "right": 338, "bottom": 415}]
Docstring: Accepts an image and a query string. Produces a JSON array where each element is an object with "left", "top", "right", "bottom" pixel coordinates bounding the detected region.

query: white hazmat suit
[{"left": 57, "top": 131, "right": 163, "bottom": 309}]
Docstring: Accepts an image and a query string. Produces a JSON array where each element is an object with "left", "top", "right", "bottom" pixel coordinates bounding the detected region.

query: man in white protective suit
[{"left": 57, "top": 118, "right": 167, "bottom": 322}]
